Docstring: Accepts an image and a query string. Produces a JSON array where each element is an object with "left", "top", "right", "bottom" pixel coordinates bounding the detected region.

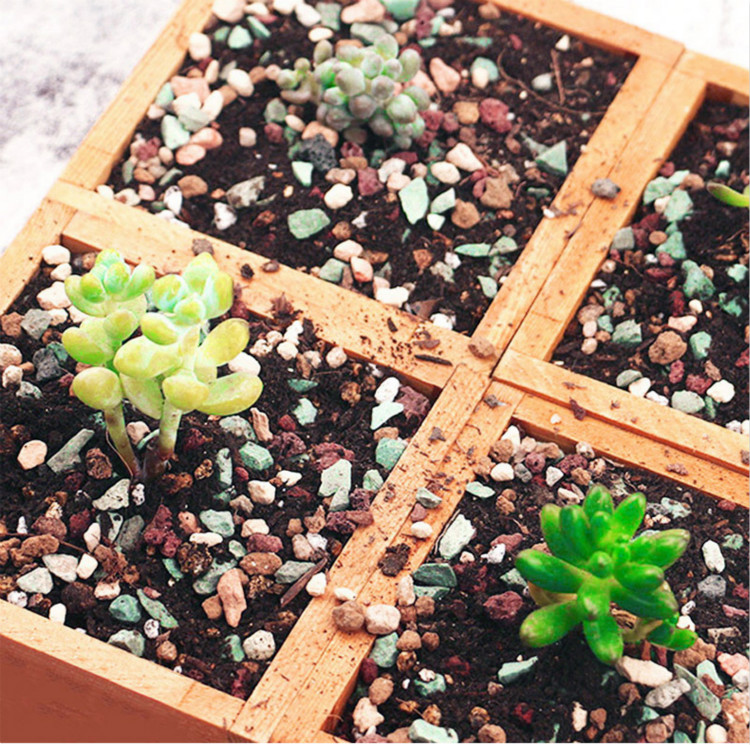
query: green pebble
[
  {"left": 682, "top": 261, "right": 715, "bottom": 300},
  {"left": 611, "top": 227, "right": 635, "bottom": 250},
  {"left": 199, "top": 509, "right": 235, "bottom": 537},
  {"left": 597, "top": 315, "right": 614, "bottom": 333},
  {"left": 721, "top": 533, "right": 744, "bottom": 550},
  {"left": 616, "top": 369, "right": 643, "bottom": 388},
  {"left": 414, "top": 673, "right": 447, "bottom": 697},
  {"left": 465, "top": 481, "right": 495, "bottom": 499},
  {"left": 45, "top": 341, "right": 68, "bottom": 365},
  {"left": 454, "top": 243, "right": 490, "bottom": 257},
  {"left": 363, "top": 469, "right": 384, "bottom": 492},
  {"left": 689, "top": 331, "right": 712, "bottom": 360},
  {"left": 179, "top": 106, "right": 211, "bottom": 133},
  {"left": 673, "top": 731, "right": 692, "bottom": 744},
  {"left": 660, "top": 497, "right": 691, "bottom": 519},
  {"left": 159, "top": 168, "right": 182, "bottom": 187},
  {"left": 643, "top": 177, "right": 675, "bottom": 204},
  {"left": 220, "top": 415, "right": 255, "bottom": 441},
  {"left": 109, "top": 595, "right": 142, "bottom": 623},
  {"left": 228, "top": 539, "right": 247, "bottom": 559},
  {"left": 264, "top": 98, "right": 287, "bottom": 123},
  {"left": 438, "top": 514, "right": 475, "bottom": 560},
  {"left": 426, "top": 214, "right": 445, "bottom": 231},
  {"left": 718, "top": 291, "right": 745, "bottom": 317},
  {"left": 375, "top": 438, "right": 407, "bottom": 470},
  {"left": 696, "top": 721, "right": 707, "bottom": 744},
  {"left": 535, "top": 140, "right": 568, "bottom": 178},
  {"left": 429, "top": 261, "right": 454, "bottom": 284},
  {"left": 675, "top": 664, "right": 721, "bottom": 721},
  {"left": 497, "top": 657, "right": 538, "bottom": 684},
  {"left": 193, "top": 559, "right": 237, "bottom": 596},
  {"left": 399, "top": 177, "right": 430, "bottom": 224},
  {"left": 329, "top": 486, "right": 351, "bottom": 512},
  {"left": 246, "top": 16, "right": 271, "bottom": 39},
  {"left": 213, "top": 26, "right": 230, "bottom": 43},
  {"left": 163, "top": 558, "right": 184, "bottom": 580},
  {"left": 370, "top": 149, "right": 386, "bottom": 168},
  {"left": 470, "top": 57, "right": 499, "bottom": 81},
  {"left": 461, "top": 36, "right": 493, "bottom": 48},
  {"left": 122, "top": 160, "right": 135, "bottom": 185},
  {"left": 671, "top": 390, "right": 705, "bottom": 414},
  {"left": 224, "top": 634, "right": 246, "bottom": 662},
  {"left": 478, "top": 276, "right": 498, "bottom": 299},
  {"left": 293, "top": 398, "right": 318, "bottom": 426},
  {"left": 500, "top": 567, "right": 527, "bottom": 588},
  {"left": 414, "top": 585, "right": 451, "bottom": 600},
  {"left": 491, "top": 236, "right": 518, "bottom": 254},
  {"left": 408, "top": 720, "right": 459, "bottom": 743},
  {"left": 319, "top": 458, "right": 352, "bottom": 496},
  {"left": 656, "top": 231, "right": 687, "bottom": 260},
  {"left": 611, "top": 320, "right": 642, "bottom": 347},
  {"left": 288, "top": 208, "right": 331, "bottom": 240},
  {"left": 108, "top": 629, "right": 145, "bottom": 657},
  {"left": 401, "top": 228, "right": 412, "bottom": 245},
  {"left": 714, "top": 160, "right": 731, "bottom": 178},
  {"left": 637, "top": 706, "right": 661, "bottom": 723},
  {"left": 288, "top": 378, "right": 318, "bottom": 393},
  {"left": 427, "top": 141, "right": 444, "bottom": 162},
  {"left": 703, "top": 396, "right": 717, "bottom": 420},
  {"left": 727, "top": 264, "right": 748, "bottom": 283},
  {"left": 17, "top": 382, "right": 42, "bottom": 399},
  {"left": 371, "top": 632, "right": 399, "bottom": 667},
  {"left": 382, "top": 0, "right": 420, "bottom": 20},
  {"left": 239, "top": 442, "right": 273, "bottom": 471},
  {"left": 216, "top": 448, "right": 233, "bottom": 489},
  {"left": 46, "top": 429, "right": 94, "bottom": 474},
  {"left": 318, "top": 258, "right": 345, "bottom": 283},
  {"left": 371, "top": 401, "right": 404, "bottom": 430},
  {"left": 227, "top": 25, "right": 252, "bottom": 49},
  {"left": 430, "top": 188, "right": 455, "bottom": 214},
  {"left": 154, "top": 82, "right": 174, "bottom": 107},
  {"left": 525, "top": 186, "right": 550, "bottom": 199},
  {"left": 696, "top": 660, "right": 722, "bottom": 686},
  {"left": 316, "top": 2, "right": 341, "bottom": 30},
  {"left": 275, "top": 561, "right": 315, "bottom": 584},
  {"left": 160, "top": 115, "right": 190, "bottom": 150},
  {"left": 601, "top": 285, "right": 623, "bottom": 308},
  {"left": 137, "top": 589, "right": 178, "bottom": 628},
  {"left": 664, "top": 189, "right": 693, "bottom": 223},
  {"left": 214, "top": 487, "right": 237, "bottom": 505},
  {"left": 413, "top": 563, "right": 457, "bottom": 587},
  {"left": 291, "top": 161, "right": 313, "bottom": 187},
  {"left": 668, "top": 169, "right": 690, "bottom": 187},
  {"left": 415, "top": 487, "right": 442, "bottom": 508},
  {"left": 21, "top": 308, "right": 52, "bottom": 339}
]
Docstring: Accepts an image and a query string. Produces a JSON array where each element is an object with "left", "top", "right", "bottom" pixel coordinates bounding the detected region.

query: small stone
[
  {"left": 17, "top": 440, "right": 47, "bottom": 470},
  {"left": 333, "top": 600, "right": 366, "bottom": 632},
  {"left": 226, "top": 176, "right": 265, "bottom": 209},
  {"left": 199, "top": 510, "right": 235, "bottom": 537},
  {"left": 497, "top": 657, "right": 538, "bottom": 684},
  {"left": 47, "top": 429, "right": 94, "bottom": 473},
  {"left": 275, "top": 560, "right": 315, "bottom": 584},
  {"left": 365, "top": 604, "right": 401, "bottom": 635},
  {"left": 353, "top": 696, "right": 384, "bottom": 734},
  {"left": 531, "top": 72, "right": 554, "bottom": 92},
  {"left": 306, "top": 572, "right": 327, "bottom": 597},
  {"left": 76, "top": 553, "right": 98, "bottom": 580},
  {"left": 375, "top": 438, "right": 407, "bottom": 470},
  {"left": 446, "top": 143, "right": 483, "bottom": 172},
  {"left": 536, "top": 141, "right": 568, "bottom": 177},
  {"left": 664, "top": 189, "right": 693, "bottom": 222},
  {"left": 42, "top": 553, "right": 78, "bottom": 583},
  {"left": 675, "top": 664, "right": 722, "bottom": 721},
  {"left": 399, "top": 177, "right": 430, "bottom": 224},
  {"left": 239, "top": 442, "right": 273, "bottom": 471},
  {"left": 17, "top": 567, "right": 54, "bottom": 594},
  {"left": 109, "top": 594, "right": 142, "bottom": 623},
  {"left": 644, "top": 678, "right": 691, "bottom": 709},
  {"left": 324, "top": 183, "right": 354, "bottom": 210},
  {"left": 108, "top": 629, "right": 145, "bottom": 657},
  {"left": 416, "top": 487, "right": 442, "bottom": 508},
  {"left": 649, "top": 331, "right": 686, "bottom": 365},
  {"left": 92, "top": 479, "right": 130, "bottom": 511},
  {"left": 707, "top": 380, "right": 735, "bottom": 404},
  {"left": 611, "top": 320, "right": 642, "bottom": 347},
  {"left": 288, "top": 208, "right": 331, "bottom": 239},
  {"left": 702, "top": 541, "right": 725, "bottom": 573},
  {"left": 430, "top": 58, "right": 461, "bottom": 94},
  {"left": 42, "top": 245, "right": 71, "bottom": 265},
  {"left": 438, "top": 514, "right": 476, "bottom": 560},
  {"left": 689, "top": 331, "right": 712, "bottom": 360},
  {"left": 243, "top": 629, "right": 276, "bottom": 661},
  {"left": 216, "top": 568, "right": 247, "bottom": 627},
  {"left": 615, "top": 657, "right": 673, "bottom": 687},
  {"left": 671, "top": 390, "right": 705, "bottom": 415},
  {"left": 591, "top": 178, "right": 620, "bottom": 199},
  {"left": 192, "top": 559, "right": 237, "bottom": 595},
  {"left": 431, "top": 161, "right": 460, "bottom": 184}
]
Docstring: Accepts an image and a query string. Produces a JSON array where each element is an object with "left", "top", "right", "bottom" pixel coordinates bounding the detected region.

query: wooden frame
[{"left": 0, "top": 0, "right": 747, "bottom": 742}]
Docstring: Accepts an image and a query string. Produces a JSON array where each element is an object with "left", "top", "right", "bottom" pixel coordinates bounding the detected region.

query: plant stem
[
  {"left": 157, "top": 400, "right": 183, "bottom": 462},
  {"left": 104, "top": 405, "right": 140, "bottom": 478}
]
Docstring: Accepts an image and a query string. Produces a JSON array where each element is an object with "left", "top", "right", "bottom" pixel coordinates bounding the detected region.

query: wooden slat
[
  {"left": 495, "top": 350, "right": 748, "bottom": 476},
  {"left": 488, "top": 0, "right": 683, "bottom": 64},
  {"left": 0, "top": 601, "right": 245, "bottom": 742},
  {"left": 474, "top": 56, "right": 677, "bottom": 352},
  {"left": 514, "top": 394, "right": 748, "bottom": 506},
  {"left": 59, "top": 0, "right": 216, "bottom": 189},
  {"left": 514, "top": 69, "right": 706, "bottom": 342},
  {"left": 230, "top": 367, "right": 504, "bottom": 742},
  {"left": 269, "top": 382, "right": 523, "bottom": 743},
  {"left": 0, "top": 200, "right": 76, "bottom": 315},
  {"left": 677, "top": 50, "right": 750, "bottom": 105},
  {"left": 48, "top": 181, "right": 496, "bottom": 394}
]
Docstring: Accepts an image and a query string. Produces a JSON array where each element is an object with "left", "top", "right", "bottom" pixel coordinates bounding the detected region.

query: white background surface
[{"left": 0, "top": 0, "right": 747, "bottom": 252}]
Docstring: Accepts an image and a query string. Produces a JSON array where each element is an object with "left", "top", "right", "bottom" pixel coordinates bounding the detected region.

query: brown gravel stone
[
  {"left": 156, "top": 640, "right": 178, "bottom": 662},
  {"left": 31, "top": 515, "right": 67, "bottom": 541},
  {"left": 421, "top": 631, "right": 440, "bottom": 651},
  {"left": 453, "top": 101, "right": 480, "bottom": 124},
  {"left": 478, "top": 724, "right": 507, "bottom": 742},
  {"left": 423, "top": 704, "right": 442, "bottom": 725},
  {"left": 396, "top": 629, "right": 422, "bottom": 650},
  {"left": 648, "top": 331, "right": 687, "bottom": 365},
  {"left": 468, "top": 707, "right": 491, "bottom": 730},
  {"left": 178, "top": 174, "right": 208, "bottom": 198},
  {"left": 85, "top": 448, "right": 113, "bottom": 480},
  {"left": 202, "top": 594, "right": 223, "bottom": 620},
  {"left": 368, "top": 677, "right": 394, "bottom": 705},
  {"left": 60, "top": 581, "right": 97, "bottom": 614},
  {"left": 673, "top": 637, "right": 716, "bottom": 668},
  {"left": 239, "top": 552, "right": 282, "bottom": 576},
  {"left": 451, "top": 199, "right": 481, "bottom": 229},
  {"left": 469, "top": 336, "right": 497, "bottom": 359},
  {"left": 11, "top": 534, "right": 58, "bottom": 566},
  {"left": 480, "top": 178, "right": 513, "bottom": 209},
  {"left": 332, "top": 600, "right": 365, "bottom": 632},
  {"left": 1, "top": 313, "right": 23, "bottom": 337},
  {"left": 415, "top": 595, "right": 435, "bottom": 618}
]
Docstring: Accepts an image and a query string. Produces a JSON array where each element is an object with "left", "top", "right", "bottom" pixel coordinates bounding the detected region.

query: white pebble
[
  {"left": 309, "top": 26, "right": 334, "bottom": 42},
  {"left": 334, "top": 587, "right": 357, "bottom": 602},
  {"left": 546, "top": 466, "right": 564, "bottom": 486},
  {"left": 144, "top": 619, "right": 160, "bottom": 639},
  {"left": 7, "top": 590, "right": 28, "bottom": 608},
  {"left": 702, "top": 540, "right": 725, "bottom": 573},
  {"left": 324, "top": 183, "right": 354, "bottom": 210},
  {"left": 306, "top": 572, "right": 327, "bottom": 597},
  {"left": 571, "top": 702, "right": 587, "bottom": 732},
  {"left": 227, "top": 69, "right": 254, "bottom": 97},
  {"left": 94, "top": 581, "right": 121, "bottom": 600},
  {"left": 83, "top": 522, "right": 101, "bottom": 552},
  {"left": 228, "top": 352, "right": 261, "bottom": 377},
  {"left": 16, "top": 516, "right": 28, "bottom": 534},
  {"left": 646, "top": 391, "right": 669, "bottom": 406},
  {"left": 188, "top": 32, "right": 211, "bottom": 61},
  {"left": 430, "top": 161, "right": 460, "bottom": 184},
  {"left": 615, "top": 656, "right": 673, "bottom": 687},
  {"left": 37, "top": 281, "right": 71, "bottom": 310},
  {"left": 243, "top": 629, "right": 276, "bottom": 660},
  {"left": 482, "top": 544, "right": 507, "bottom": 564},
  {"left": 628, "top": 377, "right": 651, "bottom": 398},
  {"left": 471, "top": 66, "right": 490, "bottom": 89},
  {"left": 707, "top": 380, "right": 735, "bottom": 404},
  {"left": 49, "top": 603, "right": 67, "bottom": 624},
  {"left": 396, "top": 575, "right": 416, "bottom": 606},
  {"left": 374, "top": 376, "right": 400, "bottom": 404},
  {"left": 581, "top": 338, "right": 598, "bottom": 355},
  {"left": 446, "top": 142, "right": 483, "bottom": 171},
  {"left": 50, "top": 263, "right": 72, "bottom": 282},
  {"left": 326, "top": 346, "right": 348, "bottom": 368},
  {"left": 213, "top": 202, "right": 238, "bottom": 230},
  {"left": 163, "top": 185, "right": 183, "bottom": 215},
  {"left": 555, "top": 34, "right": 571, "bottom": 52},
  {"left": 276, "top": 340, "right": 298, "bottom": 360},
  {"left": 43, "top": 553, "right": 78, "bottom": 583},
  {"left": 352, "top": 697, "right": 384, "bottom": 734},
  {"left": 77, "top": 554, "right": 98, "bottom": 580},
  {"left": 249, "top": 480, "right": 276, "bottom": 505},
  {"left": 295, "top": 3, "right": 321, "bottom": 27},
  {"left": 42, "top": 244, "right": 71, "bottom": 265},
  {"left": 239, "top": 127, "right": 257, "bottom": 147},
  {"left": 0, "top": 344, "right": 22, "bottom": 372},
  {"left": 277, "top": 470, "right": 302, "bottom": 486},
  {"left": 490, "top": 462, "right": 514, "bottom": 481},
  {"left": 190, "top": 532, "right": 224, "bottom": 546},
  {"left": 411, "top": 521, "right": 433, "bottom": 539},
  {"left": 2, "top": 366, "right": 23, "bottom": 388},
  {"left": 212, "top": 0, "right": 245, "bottom": 23},
  {"left": 17, "top": 440, "right": 47, "bottom": 470},
  {"left": 374, "top": 286, "right": 410, "bottom": 308},
  {"left": 706, "top": 724, "right": 728, "bottom": 743},
  {"left": 429, "top": 312, "right": 454, "bottom": 329},
  {"left": 333, "top": 240, "right": 363, "bottom": 261},
  {"left": 365, "top": 604, "right": 401, "bottom": 635},
  {"left": 502, "top": 425, "right": 521, "bottom": 452},
  {"left": 242, "top": 519, "right": 269, "bottom": 535}
]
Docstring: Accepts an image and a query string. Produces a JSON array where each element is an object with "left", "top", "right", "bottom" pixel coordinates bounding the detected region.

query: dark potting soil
[
  {"left": 552, "top": 100, "right": 749, "bottom": 427},
  {"left": 336, "top": 430, "right": 749, "bottom": 743},
  {"left": 106, "top": 1, "right": 635, "bottom": 334},
  {"left": 0, "top": 257, "right": 431, "bottom": 699}
]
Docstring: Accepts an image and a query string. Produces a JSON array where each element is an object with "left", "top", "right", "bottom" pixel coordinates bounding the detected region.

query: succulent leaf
[
  {"left": 560, "top": 505, "right": 596, "bottom": 559},
  {"left": 197, "top": 318, "right": 250, "bottom": 367},
  {"left": 583, "top": 615, "right": 624, "bottom": 666},
  {"left": 62, "top": 324, "right": 115, "bottom": 366},
  {"left": 141, "top": 312, "right": 180, "bottom": 345},
  {"left": 516, "top": 549, "right": 587, "bottom": 593},
  {"left": 195, "top": 372, "right": 263, "bottom": 416},
  {"left": 163, "top": 373, "right": 210, "bottom": 411},
  {"left": 706, "top": 181, "right": 750, "bottom": 208},
  {"left": 120, "top": 375, "right": 164, "bottom": 420},
  {"left": 629, "top": 529, "right": 690, "bottom": 568},
  {"left": 72, "top": 367, "right": 123, "bottom": 411},
  {"left": 610, "top": 584, "right": 678, "bottom": 620},
  {"left": 583, "top": 484, "right": 614, "bottom": 517},
  {"left": 520, "top": 601, "right": 583, "bottom": 647},
  {"left": 647, "top": 622, "right": 698, "bottom": 650},
  {"left": 614, "top": 562, "right": 665, "bottom": 592},
  {"left": 608, "top": 492, "right": 647, "bottom": 542},
  {"left": 114, "top": 336, "right": 181, "bottom": 379}
]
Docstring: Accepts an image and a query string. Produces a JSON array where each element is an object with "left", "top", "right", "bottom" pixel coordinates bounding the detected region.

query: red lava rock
[
  {"left": 230, "top": 666, "right": 252, "bottom": 699},
  {"left": 245, "top": 534, "right": 283, "bottom": 553},
  {"left": 58, "top": 373, "right": 74, "bottom": 389},
  {"left": 717, "top": 499, "right": 737, "bottom": 511},
  {"left": 396, "top": 386, "right": 430, "bottom": 421},
  {"left": 64, "top": 472, "right": 85, "bottom": 492},
  {"left": 605, "top": 71, "right": 618, "bottom": 86},
  {"left": 234, "top": 466, "right": 249, "bottom": 483},
  {"left": 415, "top": 130, "right": 437, "bottom": 148},
  {"left": 230, "top": 298, "right": 251, "bottom": 319},
  {"left": 733, "top": 584, "right": 748, "bottom": 599},
  {"left": 445, "top": 655, "right": 471, "bottom": 677},
  {"left": 657, "top": 252, "right": 676, "bottom": 267},
  {"left": 326, "top": 510, "right": 373, "bottom": 534},
  {"left": 68, "top": 510, "right": 92, "bottom": 540},
  {"left": 669, "top": 360, "right": 685, "bottom": 384},
  {"left": 524, "top": 451, "right": 546, "bottom": 473},
  {"left": 513, "top": 703, "right": 534, "bottom": 725},
  {"left": 360, "top": 657, "right": 378, "bottom": 684},
  {"left": 659, "top": 161, "right": 675, "bottom": 177},
  {"left": 350, "top": 489, "right": 373, "bottom": 511},
  {"left": 60, "top": 581, "right": 97, "bottom": 614},
  {"left": 455, "top": 563, "right": 489, "bottom": 594},
  {"left": 273, "top": 432, "right": 307, "bottom": 458},
  {"left": 645, "top": 267, "right": 675, "bottom": 282},
  {"left": 736, "top": 348, "right": 749, "bottom": 367},
  {"left": 472, "top": 178, "right": 486, "bottom": 200},
  {"left": 216, "top": 568, "right": 247, "bottom": 628},
  {"left": 491, "top": 533, "right": 524, "bottom": 553},
  {"left": 393, "top": 150, "right": 418, "bottom": 165},
  {"left": 32, "top": 515, "right": 67, "bottom": 541},
  {"left": 483, "top": 591, "right": 524, "bottom": 622},
  {"left": 557, "top": 453, "right": 588, "bottom": 474},
  {"left": 441, "top": 112, "right": 459, "bottom": 133},
  {"left": 143, "top": 505, "right": 180, "bottom": 557},
  {"left": 411, "top": 504, "right": 428, "bottom": 522},
  {"left": 183, "top": 428, "right": 210, "bottom": 451},
  {"left": 686, "top": 375, "right": 712, "bottom": 394},
  {"left": 134, "top": 137, "right": 161, "bottom": 160},
  {"left": 669, "top": 291, "right": 686, "bottom": 316},
  {"left": 357, "top": 168, "right": 384, "bottom": 196},
  {"left": 341, "top": 142, "right": 364, "bottom": 159},
  {"left": 286, "top": 486, "right": 313, "bottom": 502},
  {"left": 479, "top": 98, "right": 512, "bottom": 133},
  {"left": 85, "top": 448, "right": 113, "bottom": 480},
  {"left": 509, "top": 33, "right": 523, "bottom": 50},
  {"left": 632, "top": 227, "right": 648, "bottom": 249},
  {"left": 313, "top": 442, "right": 355, "bottom": 469},
  {"left": 264, "top": 123, "right": 283, "bottom": 143},
  {"left": 723, "top": 603, "right": 748, "bottom": 619},
  {"left": 422, "top": 110, "right": 444, "bottom": 130}
]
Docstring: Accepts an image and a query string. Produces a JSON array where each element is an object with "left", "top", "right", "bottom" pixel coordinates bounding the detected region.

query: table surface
[{"left": 0, "top": 0, "right": 747, "bottom": 253}]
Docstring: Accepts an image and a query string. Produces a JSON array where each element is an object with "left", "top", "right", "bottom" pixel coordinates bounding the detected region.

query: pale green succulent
[
  {"left": 276, "top": 34, "right": 431, "bottom": 148},
  {"left": 63, "top": 251, "right": 262, "bottom": 481}
]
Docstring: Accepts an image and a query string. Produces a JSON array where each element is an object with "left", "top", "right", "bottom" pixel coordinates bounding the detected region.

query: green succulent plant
[
  {"left": 706, "top": 181, "right": 749, "bottom": 208},
  {"left": 276, "top": 34, "right": 431, "bottom": 148},
  {"left": 63, "top": 251, "right": 262, "bottom": 481},
  {"left": 515, "top": 485, "right": 697, "bottom": 666}
]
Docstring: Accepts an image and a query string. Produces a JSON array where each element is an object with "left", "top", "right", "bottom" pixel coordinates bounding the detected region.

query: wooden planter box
[{"left": 0, "top": 0, "right": 747, "bottom": 742}]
